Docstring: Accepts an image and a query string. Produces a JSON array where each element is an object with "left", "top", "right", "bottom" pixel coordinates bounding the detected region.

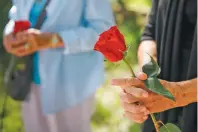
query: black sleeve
[{"left": 141, "top": 0, "right": 158, "bottom": 41}]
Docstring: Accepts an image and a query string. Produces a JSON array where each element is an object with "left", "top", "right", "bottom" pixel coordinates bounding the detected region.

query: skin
[
  {"left": 138, "top": 40, "right": 157, "bottom": 69},
  {"left": 3, "top": 28, "right": 64, "bottom": 57},
  {"left": 111, "top": 40, "right": 197, "bottom": 123}
]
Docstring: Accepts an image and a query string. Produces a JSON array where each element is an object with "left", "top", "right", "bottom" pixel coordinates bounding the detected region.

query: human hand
[
  {"left": 111, "top": 72, "right": 177, "bottom": 123},
  {"left": 3, "top": 28, "right": 63, "bottom": 57},
  {"left": 3, "top": 29, "right": 40, "bottom": 57}
]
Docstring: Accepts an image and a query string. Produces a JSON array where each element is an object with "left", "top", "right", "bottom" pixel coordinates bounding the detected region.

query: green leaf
[
  {"left": 142, "top": 54, "right": 160, "bottom": 77},
  {"left": 159, "top": 123, "right": 181, "bottom": 132},
  {"left": 145, "top": 77, "right": 175, "bottom": 101},
  {"left": 142, "top": 54, "right": 175, "bottom": 101}
]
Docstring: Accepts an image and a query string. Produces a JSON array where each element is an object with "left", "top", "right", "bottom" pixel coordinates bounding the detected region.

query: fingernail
[{"left": 142, "top": 92, "right": 148, "bottom": 97}]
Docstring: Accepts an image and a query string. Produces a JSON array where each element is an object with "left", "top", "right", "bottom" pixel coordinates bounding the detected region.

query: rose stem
[
  {"left": 123, "top": 58, "right": 136, "bottom": 77},
  {"left": 123, "top": 58, "right": 160, "bottom": 132},
  {"left": 150, "top": 114, "right": 160, "bottom": 132}
]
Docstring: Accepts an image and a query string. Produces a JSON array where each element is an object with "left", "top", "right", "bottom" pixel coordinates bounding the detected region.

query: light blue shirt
[{"left": 6, "top": 0, "right": 115, "bottom": 114}]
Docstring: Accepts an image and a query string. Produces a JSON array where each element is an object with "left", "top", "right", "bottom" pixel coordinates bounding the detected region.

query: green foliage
[
  {"left": 159, "top": 123, "right": 181, "bottom": 132},
  {"left": 142, "top": 55, "right": 160, "bottom": 77},
  {"left": 142, "top": 55, "right": 175, "bottom": 101},
  {"left": 0, "top": 1, "right": 11, "bottom": 57},
  {"left": 128, "top": 123, "right": 142, "bottom": 132},
  {"left": 0, "top": 95, "right": 23, "bottom": 132},
  {"left": 91, "top": 101, "right": 112, "bottom": 125}
]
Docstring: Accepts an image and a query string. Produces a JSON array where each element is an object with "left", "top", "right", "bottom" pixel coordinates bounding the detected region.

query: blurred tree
[{"left": 0, "top": 0, "right": 11, "bottom": 81}]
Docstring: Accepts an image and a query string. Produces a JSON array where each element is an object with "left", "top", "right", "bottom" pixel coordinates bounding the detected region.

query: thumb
[{"left": 136, "top": 72, "right": 147, "bottom": 81}]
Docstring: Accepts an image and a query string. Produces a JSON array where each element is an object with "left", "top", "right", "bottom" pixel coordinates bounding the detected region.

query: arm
[
  {"left": 3, "top": 3, "right": 64, "bottom": 56},
  {"left": 112, "top": 73, "right": 197, "bottom": 119},
  {"left": 138, "top": 0, "right": 158, "bottom": 68},
  {"left": 22, "top": 0, "right": 114, "bottom": 55},
  {"left": 164, "top": 78, "right": 197, "bottom": 108},
  {"left": 138, "top": 40, "right": 157, "bottom": 68},
  {"left": 138, "top": 0, "right": 197, "bottom": 109},
  {"left": 4, "top": 0, "right": 115, "bottom": 56},
  {"left": 58, "top": 0, "right": 115, "bottom": 54},
  {"left": 143, "top": 78, "right": 198, "bottom": 113}
]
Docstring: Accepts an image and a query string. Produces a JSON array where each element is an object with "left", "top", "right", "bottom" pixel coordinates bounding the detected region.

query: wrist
[
  {"left": 49, "top": 33, "right": 64, "bottom": 48},
  {"left": 175, "top": 80, "right": 197, "bottom": 107},
  {"left": 164, "top": 80, "right": 197, "bottom": 107},
  {"left": 33, "top": 33, "right": 64, "bottom": 50},
  {"left": 173, "top": 81, "right": 188, "bottom": 107}
]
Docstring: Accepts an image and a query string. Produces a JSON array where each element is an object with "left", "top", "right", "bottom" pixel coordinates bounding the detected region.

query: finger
[
  {"left": 111, "top": 78, "right": 144, "bottom": 87},
  {"left": 16, "top": 31, "right": 28, "bottom": 42},
  {"left": 3, "top": 39, "right": 12, "bottom": 52},
  {"left": 11, "top": 39, "right": 28, "bottom": 48},
  {"left": 4, "top": 33, "right": 15, "bottom": 46},
  {"left": 6, "top": 33, "right": 15, "bottom": 42},
  {"left": 120, "top": 91, "right": 138, "bottom": 103},
  {"left": 120, "top": 101, "right": 147, "bottom": 114},
  {"left": 12, "top": 33, "right": 28, "bottom": 47},
  {"left": 137, "top": 72, "right": 147, "bottom": 81},
  {"left": 3, "top": 34, "right": 16, "bottom": 52},
  {"left": 11, "top": 44, "right": 35, "bottom": 57},
  {"left": 13, "top": 49, "right": 34, "bottom": 57},
  {"left": 124, "top": 111, "right": 148, "bottom": 123},
  {"left": 124, "top": 87, "right": 148, "bottom": 98},
  {"left": 16, "top": 32, "right": 23, "bottom": 41}
]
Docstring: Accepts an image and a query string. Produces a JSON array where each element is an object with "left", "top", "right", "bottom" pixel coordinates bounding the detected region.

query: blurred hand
[
  {"left": 3, "top": 29, "right": 41, "bottom": 57},
  {"left": 3, "top": 29, "right": 63, "bottom": 57},
  {"left": 111, "top": 72, "right": 176, "bottom": 123}
]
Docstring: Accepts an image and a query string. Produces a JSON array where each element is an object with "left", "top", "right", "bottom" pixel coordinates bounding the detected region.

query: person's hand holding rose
[{"left": 111, "top": 72, "right": 180, "bottom": 123}]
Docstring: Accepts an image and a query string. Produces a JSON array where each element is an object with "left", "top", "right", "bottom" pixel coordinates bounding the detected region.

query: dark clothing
[
  {"left": 181, "top": 0, "right": 197, "bottom": 49},
  {"left": 141, "top": 0, "right": 197, "bottom": 132}
]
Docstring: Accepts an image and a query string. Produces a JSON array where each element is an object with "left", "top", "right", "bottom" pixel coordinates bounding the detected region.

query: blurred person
[
  {"left": 3, "top": 0, "right": 114, "bottom": 132},
  {"left": 111, "top": 0, "right": 197, "bottom": 132}
]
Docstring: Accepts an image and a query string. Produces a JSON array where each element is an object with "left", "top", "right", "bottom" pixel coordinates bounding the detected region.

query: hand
[
  {"left": 3, "top": 31, "right": 28, "bottom": 56},
  {"left": 3, "top": 29, "right": 41, "bottom": 57},
  {"left": 111, "top": 72, "right": 177, "bottom": 123},
  {"left": 3, "top": 29, "right": 63, "bottom": 57}
]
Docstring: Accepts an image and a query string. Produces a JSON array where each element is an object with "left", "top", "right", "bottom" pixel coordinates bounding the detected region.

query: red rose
[
  {"left": 94, "top": 26, "right": 126, "bottom": 62},
  {"left": 13, "top": 20, "right": 31, "bottom": 34}
]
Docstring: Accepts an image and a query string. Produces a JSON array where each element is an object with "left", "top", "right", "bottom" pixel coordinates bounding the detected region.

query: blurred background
[{"left": 0, "top": 0, "right": 151, "bottom": 132}]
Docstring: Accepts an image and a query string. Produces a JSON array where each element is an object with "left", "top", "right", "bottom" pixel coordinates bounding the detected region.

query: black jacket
[{"left": 141, "top": 0, "right": 197, "bottom": 132}]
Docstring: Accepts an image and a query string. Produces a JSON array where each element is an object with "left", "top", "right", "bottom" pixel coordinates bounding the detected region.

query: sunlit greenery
[{"left": 0, "top": 0, "right": 151, "bottom": 132}]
